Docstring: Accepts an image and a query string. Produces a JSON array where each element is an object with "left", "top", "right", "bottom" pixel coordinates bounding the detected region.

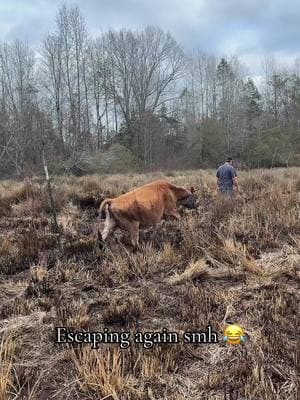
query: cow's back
[{"left": 110, "top": 180, "right": 175, "bottom": 226}]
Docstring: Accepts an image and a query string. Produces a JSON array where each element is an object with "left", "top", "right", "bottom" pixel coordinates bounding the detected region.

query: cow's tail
[{"left": 99, "top": 198, "right": 112, "bottom": 219}]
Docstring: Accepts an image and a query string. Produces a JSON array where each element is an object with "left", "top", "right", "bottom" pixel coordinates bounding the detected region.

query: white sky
[{"left": 0, "top": 0, "right": 299, "bottom": 80}]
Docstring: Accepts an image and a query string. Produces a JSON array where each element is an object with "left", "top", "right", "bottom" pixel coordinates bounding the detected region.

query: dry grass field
[{"left": 0, "top": 168, "right": 299, "bottom": 400}]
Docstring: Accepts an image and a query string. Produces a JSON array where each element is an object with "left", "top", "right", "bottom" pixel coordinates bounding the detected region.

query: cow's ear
[{"left": 191, "top": 186, "right": 195, "bottom": 194}]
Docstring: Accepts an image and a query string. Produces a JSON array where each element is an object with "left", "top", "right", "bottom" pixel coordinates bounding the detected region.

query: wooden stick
[{"left": 42, "top": 148, "right": 62, "bottom": 251}]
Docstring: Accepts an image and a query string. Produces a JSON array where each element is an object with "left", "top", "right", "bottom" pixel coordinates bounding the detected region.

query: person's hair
[{"left": 226, "top": 156, "right": 233, "bottom": 162}]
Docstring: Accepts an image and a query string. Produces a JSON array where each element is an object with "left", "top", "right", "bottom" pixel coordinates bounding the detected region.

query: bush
[{"left": 88, "top": 144, "right": 140, "bottom": 174}]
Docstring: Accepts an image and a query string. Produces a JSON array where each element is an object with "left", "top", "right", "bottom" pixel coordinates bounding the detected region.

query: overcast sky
[{"left": 0, "top": 0, "right": 299, "bottom": 79}]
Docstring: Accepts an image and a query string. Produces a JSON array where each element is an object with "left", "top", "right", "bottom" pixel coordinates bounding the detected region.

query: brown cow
[{"left": 98, "top": 180, "right": 197, "bottom": 247}]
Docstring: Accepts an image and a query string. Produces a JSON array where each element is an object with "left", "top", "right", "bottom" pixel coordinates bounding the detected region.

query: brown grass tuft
[
  {"left": 169, "top": 259, "right": 208, "bottom": 285},
  {"left": 70, "top": 346, "right": 138, "bottom": 399},
  {"left": 221, "top": 238, "right": 264, "bottom": 274},
  {"left": 103, "top": 297, "right": 144, "bottom": 326},
  {"left": 57, "top": 300, "right": 91, "bottom": 331},
  {"left": 159, "top": 242, "right": 179, "bottom": 265},
  {"left": 0, "top": 335, "right": 15, "bottom": 399}
]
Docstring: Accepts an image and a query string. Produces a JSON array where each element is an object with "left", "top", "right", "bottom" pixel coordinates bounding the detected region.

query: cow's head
[{"left": 178, "top": 187, "right": 198, "bottom": 209}]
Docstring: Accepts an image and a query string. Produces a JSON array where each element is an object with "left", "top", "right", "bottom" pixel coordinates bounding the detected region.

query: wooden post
[{"left": 42, "top": 148, "right": 62, "bottom": 250}]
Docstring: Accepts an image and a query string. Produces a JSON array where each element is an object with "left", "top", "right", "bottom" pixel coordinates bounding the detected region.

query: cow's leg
[
  {"left": 167, "top": 207, "right": 180, "bottom": 220},
  {"left": 164, "top": 197, "right": 181, "bottom": 220},
  {"left": 110, "top": 211, "right": 139, "bottom": 249},
  {"left": 129, "top": 221, "right": 140, "bottom": 248},
  {"left": 100, "top": 204, "right": 117, "bottom": 241}
]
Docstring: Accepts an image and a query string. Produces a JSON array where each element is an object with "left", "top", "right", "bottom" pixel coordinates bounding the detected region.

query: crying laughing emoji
[{"left": 223, "top": 324, "right": 245, "bottom": 345}]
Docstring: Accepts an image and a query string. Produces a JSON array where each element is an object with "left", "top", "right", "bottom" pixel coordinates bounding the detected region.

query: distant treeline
[{"left": 0, "top": 4, "right": 300, "bottom": 177}]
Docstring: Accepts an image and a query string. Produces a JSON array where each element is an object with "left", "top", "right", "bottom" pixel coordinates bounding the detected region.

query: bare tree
[
  {"left": 0, "top": 40, "right": 41, "bottom": 176},
  {"left": 41, "top": 34, "right": 64, "bottom": 146}
]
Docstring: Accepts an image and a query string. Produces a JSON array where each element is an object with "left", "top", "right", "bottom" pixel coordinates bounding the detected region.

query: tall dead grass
[
  {"left": 0, "top": 168, "right": 299, "bottom": 399},
  {"left": 0, "top": 335, "right": 15, "bottom": 400},
  {"left": 70, "top": 347, "right": 135, "bottom": 399}
]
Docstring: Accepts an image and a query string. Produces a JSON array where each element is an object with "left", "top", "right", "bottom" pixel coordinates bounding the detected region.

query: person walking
[{"left": 216, "top": 157, "right": 239, "bottom": 195}]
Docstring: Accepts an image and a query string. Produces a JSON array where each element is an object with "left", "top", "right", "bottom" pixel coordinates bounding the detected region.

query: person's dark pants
[{"left": 218, "top": 186, "right": 234, "bottom": 196}]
